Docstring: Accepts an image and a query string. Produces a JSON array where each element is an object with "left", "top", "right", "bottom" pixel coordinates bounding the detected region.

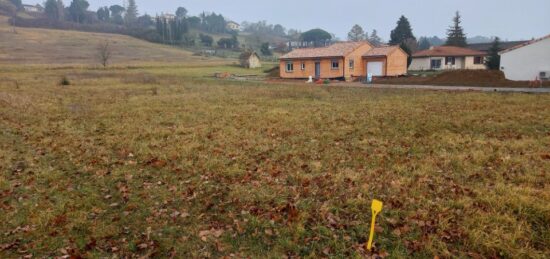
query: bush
[{"left": 60, "top": 76, "right": 70, "bottom": 86}]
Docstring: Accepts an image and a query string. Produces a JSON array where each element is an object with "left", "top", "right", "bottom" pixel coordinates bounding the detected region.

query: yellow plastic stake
[{"left": 367, "top": 199, "right": 383, "bottom": 251}]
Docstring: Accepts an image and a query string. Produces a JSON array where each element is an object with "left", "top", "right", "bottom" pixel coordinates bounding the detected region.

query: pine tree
[
  {"left": 389, "top": 16, "right": 415, "bottom": 45},
  {"left": 446, "top": 11, "right": 467, "bottom": 47},
  {"left": 56, "top": 0, "right": 65, "bottom": 21},
  {"left": 45, "top": 0, "right": 60, "bottom": 20},
  {"left": 347, "top": 24, "right": 366, "bottom": 42},
  {"left": 124, "top": 0, "right": 138, "bottom": 26},
  {"left": 369, "top": 29, "right": 382, "bottom": 46},
  {"left": 485, "top": 37, "right": 501, "bottom": 70}
]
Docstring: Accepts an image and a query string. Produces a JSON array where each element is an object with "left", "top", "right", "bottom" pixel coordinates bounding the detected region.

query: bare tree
[{"left": 97, "top": 41, "right": 112, "bottom": 68}]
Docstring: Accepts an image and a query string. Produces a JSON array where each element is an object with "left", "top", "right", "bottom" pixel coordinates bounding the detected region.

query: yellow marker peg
[{"left": 366, "top": 199, "right": 383, "bottom": 251}]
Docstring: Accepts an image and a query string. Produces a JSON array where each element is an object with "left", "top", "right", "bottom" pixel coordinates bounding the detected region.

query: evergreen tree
[
  {"left": 96, "top": 6, "right": 110, "bottom": 22},
  {"left": 390, "top": 16, "right": 416, "bottom": 65},
  {"left": 301, "top": 29, "right": 332, "bottom": 47},
  {"left": 369, "top": 29, "right": 382, "bottom": 46},
  {"left": 45, "top": 0, "right": 61, "bottom": 20},
  {"left": 56, "top": 0, "right": 65, "bottom": 21},
  {"left": 9, "top": 0, "right": 22, "bottom": 10},
  {"left": 124, "top": 0, "right": 138, "bottom": 25},
  {"left": 389, "top": 15, "right": 415, "bottom": 45},
  {"left": 485, "top": 37, "right": 501, "bottom": 70},
  {"left": 418, "top": 37, "right": 432, "bottom": 50},
  {"left": 109, "top": 5, "right": 124, "bottom": 24},
  {"left": 347, "top": 24, "right": 366, "bottom": 42},
  {"left": 68, "top": 0, "right": 89, "bottom": 23},
  {"left": 176, "top": 7, "right": 187, "bottom": 18},
  {"left": 446, "top": 11, "right": 467, "bottom": 47},
  {"left": 260, "top": 42, "right": 272, "bottom": 56}
]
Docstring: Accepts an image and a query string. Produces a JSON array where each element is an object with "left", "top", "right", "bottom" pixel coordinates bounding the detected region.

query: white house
[
  {"left": 499, "top": 34, "right": 550, "bottom": 81},
  {"left": 22, "top": 4, "right": 43, "bottom": 13},
  {"left": 226, "top": 21, "right": 240, "bottom": 31},
  {"left": 409, "top": 46, "right": 487, "bottom": 71}
]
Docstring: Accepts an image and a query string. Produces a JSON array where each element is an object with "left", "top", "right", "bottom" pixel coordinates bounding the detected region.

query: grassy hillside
[
  {"left": 1, "top": 64, "right": 549, "bottom": 258},
  {"left": 0, "top": 15, "right": 221, "bottom": 65}
]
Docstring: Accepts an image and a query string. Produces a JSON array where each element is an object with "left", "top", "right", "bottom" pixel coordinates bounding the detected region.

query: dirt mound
[
  {"left": 264, "top": 65, "right": 280, "bottom": 78},
  {"left": 377, "top": 70, "right": 550, "bottom": 88},
  {"left": 431, "top": 70, "right": 507, "bottom": 85}
]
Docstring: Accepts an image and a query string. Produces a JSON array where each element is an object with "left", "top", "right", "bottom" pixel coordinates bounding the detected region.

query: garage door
[{"left": 367, "top": 62, "right": 384, "bottom": 76}]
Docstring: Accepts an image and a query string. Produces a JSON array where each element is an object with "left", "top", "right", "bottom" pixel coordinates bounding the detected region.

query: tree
[
  {"left": 176, "top": 7, "right": 187, "bottom": 18},
  {"left": 389, "top": 15, "right": 415, "bottom": 45},
  {"left": 97, "top": 41, "right": 112, "bottom": 68},
  {"left": 124, "top": 0, "right": 138, "bottom": 26},
  {"left": 56, "top": 0, "right": 65, "bottom": 21},
  {"left": 301, "top": 29, "right": 332, "bottom": 47},
  {"left": 136, "top": 14, "right": 153, "bottom": 28},
  {"left": 369, "top": 29, "right": 382, "bottom": 46},
  {"left": 8, "top": 0, "right": 21, "bottom": 10},
  {"left": 45, "top": 0, "right": 62, "bottom": 20},
  {"left": 446, "top": 11, "right": 467, "bottom": 47},
  {"left": 260, "top": 42, "right": 272, "bottom": 56},
  {"left": 217, "top": 35, "right": 239, "bottom": 49},
  {"left": 418, "top": 37, "right": 432, "bottom": 50},
  {"left": 273, "top": 24, "right": 286, "bottom": 36},
  {"left": 68, "top": 0, "right": 89, "bottom": 23},
  {"left": 485, "top": 37, "right": 501, "bottom": 70},
  {"left": 0, "top": 0, "right": 16, "bottom": 13},
  {"left": 96, "top": 6, "right": 110, "bottom": 22},
  {"left": 389, "top": 15, "right": 416, "bottom": 65},
  {"left": 347, "top": 24, "right": 366, "bottom": 42},
  {"left": 199, "top": 33, "right": 213, "bottom": 46},
  {"left": 187, "top": 16, "right": 201, "bottom": 28},
  {"left": 109, "top": 5, "right": 124, "bottom": 24}
]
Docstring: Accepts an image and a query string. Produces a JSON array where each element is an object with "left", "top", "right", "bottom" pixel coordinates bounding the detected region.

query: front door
[{"left": 315, "top": 62, "right": 321, "bottom": 79}]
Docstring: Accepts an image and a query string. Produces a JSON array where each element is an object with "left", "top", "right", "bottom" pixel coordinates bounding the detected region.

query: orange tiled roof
[
  {"left": 412, "top": 46, "right": 486, "bottom": 57},
  {"left": 280, "top": 42, "right": 369, "bottom": 59},
  {"left": 363, "top": 46, "right": 401, "bottom": 57},
  {"left": 499, "top": 34, "right": 550, "bottom": 54}
]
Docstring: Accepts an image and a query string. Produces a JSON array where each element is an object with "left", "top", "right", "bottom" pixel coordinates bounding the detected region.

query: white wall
[
  {"left": 500, "top": 37, "right": 550, "bottom": 81},
  {"left": 409, "top": 56, "right": 483, "bottom": 71},
  {"left": 464, "top": 56, "right": 487, "bottom": 70},
  {"left": 409, "top": 57, "right": 431, "bottom": 71}
]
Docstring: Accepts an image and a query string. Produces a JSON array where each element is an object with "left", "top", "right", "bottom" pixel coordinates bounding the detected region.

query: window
[
  {"left": 474, "top": 56, "right": 484, "bottom": 64},
  {"left": 349, "top": 59, "right": 355, "bottom": 70},
  {"left": 331, "top": 60, "right": 339, "bottom": 70},
  {"left": 445, "top": 56, "right": 456, "bottom": 65},
  {"left": 431, "top": 59, "right": 442, "bottom": 69},
  {"left": 286, "top": 62, "right": 294, "bottom": 72},
  {"left": 301, "top": 62, "right": 306, "bottom": 70}
]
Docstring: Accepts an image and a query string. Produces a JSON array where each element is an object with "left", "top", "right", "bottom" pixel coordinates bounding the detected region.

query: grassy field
[
  {"left": 1, "top": 62, "right": 549, "bottom": 258},
  {"left": 1, "top": 16, "right": 549, "bottom": 258},
  {"left": 0, "top": 15, "right": 222, "bottom": 65}
]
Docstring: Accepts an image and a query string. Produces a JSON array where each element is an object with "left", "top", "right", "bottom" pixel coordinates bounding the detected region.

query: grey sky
[{"left": 28, "top": 0, "right": 549, "bottom": 41}]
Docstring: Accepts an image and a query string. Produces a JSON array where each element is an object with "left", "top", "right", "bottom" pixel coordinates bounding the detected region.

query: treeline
[{"left": 2, "top": 0, "right": 244, "bottom": 48}]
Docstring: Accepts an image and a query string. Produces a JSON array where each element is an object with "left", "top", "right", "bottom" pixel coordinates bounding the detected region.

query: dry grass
[
  {"left": 0, "top": 63, "right": 549, "bottom": 258},
  {"left": 0, "top": 15, "right": 224, "bottom": 65}
]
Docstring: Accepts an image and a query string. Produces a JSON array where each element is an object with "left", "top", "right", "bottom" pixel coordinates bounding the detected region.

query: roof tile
[
  {"left": 412, "top": 46, "right": 486, "bottom": 57},
  {"left": 280, "top": 42, "right": 368, "bottom": 59}
]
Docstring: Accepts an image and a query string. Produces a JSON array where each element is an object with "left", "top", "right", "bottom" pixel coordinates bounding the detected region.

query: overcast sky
[{"left": 27, "top": 0, "right": 549, "bottom": 41}]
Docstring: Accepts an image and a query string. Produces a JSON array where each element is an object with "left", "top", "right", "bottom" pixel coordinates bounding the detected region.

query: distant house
[
  {"left": 22, "top": 4, "right": 44, "bottom": 13},
  {"left": 279, "top": 41, "right": 408, "bottom": 81},
  {"left": 468, "top": 41, "right": 528, "bottom": 53},
  {"left": 226, "top": 21, "right": 240, "bottom": 31},
  {"left": 159, "top": 13, "right": 176, "bottom": 20},
  {"left": 500, "top": 34, "right": 550, "bottom": 81},
  {"left": 239, "top": 51, "right": 262, "bottom": 69},
  {"left": 409, "top": 46, "right": 487, "bottom": 71}
]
